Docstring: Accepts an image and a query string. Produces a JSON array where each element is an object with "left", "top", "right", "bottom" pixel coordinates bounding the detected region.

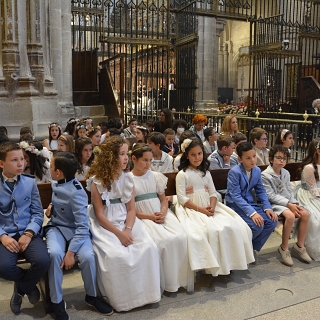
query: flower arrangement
[
  {"left": 18, "top": 141, "right": 41, "bottom": 156},
  {"left": 181, "top": 138, "right": 192, "bottom": 153}
]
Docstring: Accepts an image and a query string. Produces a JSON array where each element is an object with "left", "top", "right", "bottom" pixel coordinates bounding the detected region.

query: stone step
[{"left": 75, "top": 105, "right": 105, "bottom": 117}]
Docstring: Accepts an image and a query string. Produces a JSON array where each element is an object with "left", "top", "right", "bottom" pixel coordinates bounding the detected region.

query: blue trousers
[
  {"left": 0, "top": 234, "right": 50, "bottom": 295},
  {"left": 46, "top": 227, "right": 97, "bottom": 303},
  {"left": 227, "top": 203, "right": 278, "bottom": 251}
]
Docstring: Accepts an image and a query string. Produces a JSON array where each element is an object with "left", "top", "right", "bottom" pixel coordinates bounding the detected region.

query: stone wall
[{"left": 0, "top": 0, "right": 73, "bottom": 140}]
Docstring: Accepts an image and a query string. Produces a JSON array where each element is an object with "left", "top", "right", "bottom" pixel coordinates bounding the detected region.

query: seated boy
[
  {"left": 225, "top": 142, "right": 278, "bottom": 260},
  {"left": 162, "top": 128, "right": 178, "bottom": 156},
  {"left": 207, "top": 135, "right": 237, "bottom": 170},
  {"left": 203, "top": 127, "right": 218, "bottom": 154},
  {"left": 0, "top": 142, "right": 50, "bottom": 314},
  {"left": 250, "top": 127, "right": 269, "bottom": 166},
  {"left": 261, "top": 145, "right": 311, "bottom": 266},
  {"left": 44, "top": 152, "right": 113, "bottom": 319},
  {"left": 230, "top": 132, "right": 247, "bottom": 165},
  {"left": 147, "top": 132, "right": 173, "bottom": 173}
]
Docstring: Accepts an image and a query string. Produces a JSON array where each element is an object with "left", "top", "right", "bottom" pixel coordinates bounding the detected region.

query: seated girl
[
  {"left": 86, "top": 136, "right": 161, "bottom": 312},
  {"left": 295, "top": 139, "right": 320, "bottom": 261},
  {"left": 19, "top": 141, "right": 51, "bottom": 183},
  {"left": 74, "top": 137, "right": 93, "bottom": 181},
  {"left": 131, "top": 143, "right": 193, "bottom": 292},
  {"left": 175, "top": 137, "right": 254, "bottom": 276}
]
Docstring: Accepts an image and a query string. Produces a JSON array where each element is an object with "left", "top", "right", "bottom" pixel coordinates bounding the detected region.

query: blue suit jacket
[
  {"left": 225, "top": 163, "right": 271, "bottom": 216},
  {"left": 0, "top": 174, "right": 43, "bottom": 237},
  {"left": 44, "top": 178, "right": 89, "bottom": 253}
]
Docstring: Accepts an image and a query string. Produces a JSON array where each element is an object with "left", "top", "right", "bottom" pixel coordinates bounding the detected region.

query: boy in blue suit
[
  {"left": 225, "top": 142, "right": 278, "bottom": 261},
  {"left": 44, "top": 152, "right": 113, "bottom": 319},
  {"left": 0, "top": 142, "right": 50, "bottom": 314}
]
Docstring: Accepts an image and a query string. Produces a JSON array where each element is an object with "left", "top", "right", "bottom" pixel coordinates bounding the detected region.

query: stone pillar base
[
  {"left": 44, "top": 77, "right": 58, "bottom": 96},
  {"left": 0, "top": 78, "right": 8, "bottom": 97},
  {"left": 16, "top": 77, "right": 39, "bottom": 96}
]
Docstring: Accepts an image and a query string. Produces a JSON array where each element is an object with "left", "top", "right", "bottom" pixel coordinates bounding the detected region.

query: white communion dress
[
  {"left": 175, "top": 167, "right": 255, "bottom": 276},
  {"left": 87, "top": 172, "right": 161, "bottom": 312},
  {"left": 295, "top": 164, "right": 320, "bottom": 261},
  {"left": 132, "top": 170, "right": 193, "bottom": 292}
]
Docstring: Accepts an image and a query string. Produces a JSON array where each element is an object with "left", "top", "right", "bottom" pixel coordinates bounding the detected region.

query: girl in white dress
[
  {"left": 19, "top": 141, "right": 51, "bottom": 183},
  {"left": 295, "top": 139, "right": 320, "bottom": 261},
  {"left": 87, "top": 136, "right": 161, "bottom": 312},
  {"left": 175, "top": 138, "right": 254, "bottom": 276},
  {"left": 75, "top": 137, "right": 93, "bottom": 181},
  {"left": 43, "top": 122, "right": 61, "bottom": 150},
  {"left": 131, "top": 143, "right": 193, "bottom": 292}
]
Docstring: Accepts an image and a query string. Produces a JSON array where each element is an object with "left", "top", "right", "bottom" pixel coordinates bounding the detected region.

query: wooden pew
[{"left": 164, "top": 162, "right": 303, "bottom": 223}]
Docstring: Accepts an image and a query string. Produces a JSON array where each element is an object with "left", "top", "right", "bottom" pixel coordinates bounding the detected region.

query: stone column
[
  {"left": 0, "top": 2, "right": 8, "bottom": 96},
  {"left": 195, "top": 16, "right": 225, "bottom": 111},
  {"left": 17, "top": 0, "right": 39, "bottom": 96},
  {"left": 49, "top": 0, "right": 63, "bottom": 103},
  {"left": 26, "top": 0, "right": 45, "bottom": 94},
  {"left": 2, "top": 0, "right": 20, "bottom": 95},
  {"left": 60, "top": 0, "right": 73, "bottom": 107}
]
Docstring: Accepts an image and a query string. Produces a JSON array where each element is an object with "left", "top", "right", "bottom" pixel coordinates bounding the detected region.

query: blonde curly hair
[{"left": 86, "top": 136, "right": 129, "bottom": 190}]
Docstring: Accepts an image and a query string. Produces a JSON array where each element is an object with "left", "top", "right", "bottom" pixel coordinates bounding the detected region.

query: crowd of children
[{"left": 0, "top": 111, "right": 319, "bottom": 319}]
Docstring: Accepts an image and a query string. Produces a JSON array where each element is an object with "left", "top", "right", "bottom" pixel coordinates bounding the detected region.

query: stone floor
[{"left": 1, "top": 231, "right": 319, "bottom": 320}]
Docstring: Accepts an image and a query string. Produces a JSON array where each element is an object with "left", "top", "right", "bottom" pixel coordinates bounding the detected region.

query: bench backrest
[
  {"left": 163, "top": 162, "right": 302, "bottom": 196},
  {"left": 37, "top": 162, "right": 302, "bottom": 206}
]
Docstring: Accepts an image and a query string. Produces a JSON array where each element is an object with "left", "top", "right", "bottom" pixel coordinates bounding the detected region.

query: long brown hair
[
  {"left": 221, "top": 115, "right": 238, "bottom": 135},
  {"left": 299, "top": 138, "right": 320, "bottom": 181},
  {"left": 86, "top": 136, "right": 129, "bottom": 190}
]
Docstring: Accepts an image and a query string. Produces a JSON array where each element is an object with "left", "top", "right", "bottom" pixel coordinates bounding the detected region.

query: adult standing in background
[
  {"left": 221, "top": 115, "right": 238, "bottom": 136},
  {"left": 154, "top": 109, "right": 173, "bottom": 133},
  {"left": 189, "top": 114, "right": 208, "bottom": 142}
]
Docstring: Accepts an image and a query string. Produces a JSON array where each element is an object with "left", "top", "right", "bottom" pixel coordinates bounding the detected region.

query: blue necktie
[{"left": 6, "top": 181, "right": 15, "bottom": 191}]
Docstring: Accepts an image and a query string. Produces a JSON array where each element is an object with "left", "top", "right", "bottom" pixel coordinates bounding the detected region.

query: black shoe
[
  {"left": 27, "top": 285, "right": 40, "bottom": 304},
  {"left": 10, "top": 282, "right": 23, "bottom": 314},
  {"left": 52, "top": 300, "right": 69, "bottom": 320},
  {"left": 85, "top": 295, "right": 113, "bottom": 315}
]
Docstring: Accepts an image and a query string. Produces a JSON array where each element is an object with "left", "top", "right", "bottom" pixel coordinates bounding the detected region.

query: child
[
  {"left": 44, "top": 152, "right": 112, "bottom": 319},
  {"left": 131, "top": 143, "right": 192, "bottom": 292},
  {"left": 175, "top": 138, "right": 254, "bottom": 276},
  {"left": 57, "top": 134, "right": 74, "bottom": 152},
  {"left": 207, "top": 135, "right": 237, "bottom": 169},
  {"left": 64, "top": 118, "right": 79, "bottom": 138},
  {"left": 75, "top": 122, "right": 88, "bottom": 139},
  {"left": 294, "top": 139, "right": 320, "bottom": 260},
  {"left": 146, "top": 119, "right": 155, "bottom": 133},
  {"left": 123, "top": 118, "right": 137, "bottom": 138},
  {"left": 249, "top": 127, "right": 269, "bottom": 165},
  {"left": 172, "top": 119, "right": 188, "bottom": 144},
  {"left": 43, "top": 123, "right": 61, "bottom": 150},
  {"left": 275, "top": 129, "right": 294, "bottom": 152},
  {"left": 83, "top": 117, "right": 93, "bottom": 130},
  {"left": 261, "top": 145, "right": 311, "bottom": 266},
  {"left": 19, "top": 141, "right": 51, "bottom": 183},
  {"left": 162, "top": 128, "right": 178, "bottom": 156},
  {"left": 226, "top": 142, "right": 278, "bottom": 261},
  {"left": 87, "top": 126, "right": 102, "bottom": 148},
  {"left": 75, "top": 137, "right": 94, "bottom": 180},
  {"left": 0, "top": 142, "right": 50, "bottom": 314},
  {"left": 86, "top": 136, "right": 161, "bottom": 311},
  {"left": 19, "top": 127, "right": 33, "bottom": 142},
  {"left": 135, "top": 125, "right": 149, "bottom": 143},
  {"left": 230, "top": 132, "right": 247, "bottom": 165},
  {"left": 203, "top": 127, "right": 218, "bottom": 154},
  {"left": 173, "top": 130, "right": 195, "bottom": 171},
  {"left": 147, "top": 132, "right": 173, "bottom": 173}
]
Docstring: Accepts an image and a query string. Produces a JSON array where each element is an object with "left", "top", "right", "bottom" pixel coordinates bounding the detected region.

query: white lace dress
[
  {"left": 87, "top": 172, "right": 161, "bottom": 311},
  {"left": 295, "top": 164, "right": 320, "bottom": 261},
  {"left": 175, "top": 168, "right": 254, "bottom": 276},
  {"left": 132, "top": 170, "right": 193, "bottom": 292}
]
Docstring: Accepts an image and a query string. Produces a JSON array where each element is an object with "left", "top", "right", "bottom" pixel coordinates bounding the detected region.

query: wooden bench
[{"left": 164, "top": 162, "right": 303, "bottom": 223}]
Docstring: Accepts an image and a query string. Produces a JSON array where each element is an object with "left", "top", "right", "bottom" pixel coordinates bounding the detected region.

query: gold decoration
[
  {"left": 255, "top": 109, "right": 260, "bottom": 118},
  {"left": 303, "top": 110, "right": 309, "bottom": 122}
]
